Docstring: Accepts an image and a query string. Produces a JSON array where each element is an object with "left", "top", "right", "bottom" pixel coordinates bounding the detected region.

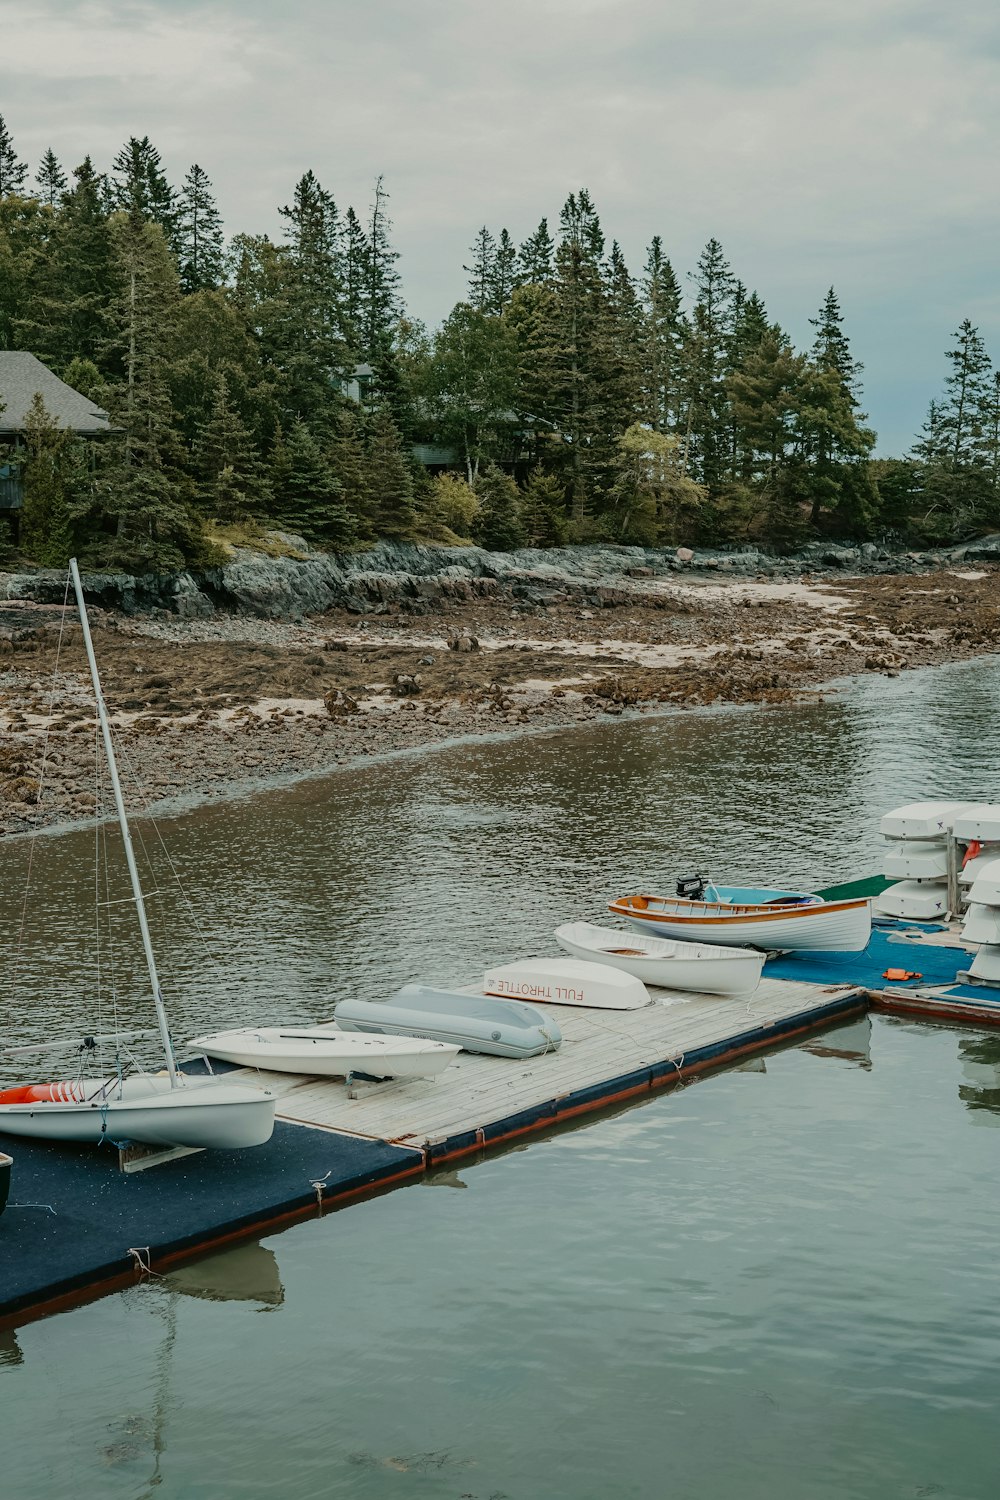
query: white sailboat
[
  {"left": 189, "top": 1024, "right": 460, "bottom": 1080},
  {"left": 0, "top": 560, "right": 275, "bottom": 1150}
]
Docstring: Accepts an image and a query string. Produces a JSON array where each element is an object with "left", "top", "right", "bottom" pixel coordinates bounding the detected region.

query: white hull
[
  {"left": 962, "top": 904, "right": 1000, "bottom": 946},
  {"left": 968, "top": 859, "right": 1000, "bottom": 908},
  {"left": 482, "top": 958, "right": 650, "bottom": 1010},
  {"left": 610, "top": 895, "right": 871, "bottom": 952},
  {"left": 0, "top": 1074, "right": 274, "bottom": 1148},
  {"left": 883, "top": 842, "right": 949, "bottom": 880},
  {"left": 190, "top": 1025, "right": 459, "bottom": 1080},
  {"left": 554, "top": 923, "right": 765, "bottom": 997},
  {"left": 953, "top": 805, "right": 1000, "bottom": 842},
  {"left": 969, "top": 944, "right": 1000, "bottom": 982},
  {"left": 876, "top": 881, "right": 948, "bottom": 920},
  {"left": 879, "top": 801, "right": 970, "bottom": 840}
]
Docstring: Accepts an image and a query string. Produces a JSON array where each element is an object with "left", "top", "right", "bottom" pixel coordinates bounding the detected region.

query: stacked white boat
[
  {"left": 876, "top": 801, "right": 970, "bottom": 921},
  {"left": 957, "top": 805, "right": 1000, "bottom": 984}
]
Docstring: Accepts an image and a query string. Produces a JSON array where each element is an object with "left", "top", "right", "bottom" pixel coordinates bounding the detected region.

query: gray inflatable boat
[{"left": 334, "top": 984, "right": 562, "bottom": 1059}]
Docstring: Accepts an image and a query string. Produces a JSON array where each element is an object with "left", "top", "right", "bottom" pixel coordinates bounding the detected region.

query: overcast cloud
[{"left": 4, "top": 0, "right": 999, "bottom": 452}]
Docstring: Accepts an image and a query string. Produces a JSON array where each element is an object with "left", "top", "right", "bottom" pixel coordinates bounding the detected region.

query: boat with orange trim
[{"left": 609, "top": 878, "right": 872, "bottom": 952}]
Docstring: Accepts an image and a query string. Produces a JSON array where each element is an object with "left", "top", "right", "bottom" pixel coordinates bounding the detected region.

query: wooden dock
[{"left": 227, "top": 977, "right": 865, "bottom": 1162}]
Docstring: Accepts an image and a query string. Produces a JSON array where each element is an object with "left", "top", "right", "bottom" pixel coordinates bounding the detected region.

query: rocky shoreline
[{"left": 2, "top": 540, "right": 999, "bottom": 837}]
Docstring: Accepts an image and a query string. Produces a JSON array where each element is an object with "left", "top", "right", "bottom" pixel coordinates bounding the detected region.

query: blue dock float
[{"left": 0, "top": 1122, "right": 422, "bottom": 1325}]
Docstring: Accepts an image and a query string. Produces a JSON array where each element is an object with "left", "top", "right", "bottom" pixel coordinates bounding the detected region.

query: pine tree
[
  {"left": 342, "top": 206, "right": 368, "bottom": 350},
  {"left": 465, "top": 227, "right": 496, "bottom": 312},
  {"left": 270, "top": 418, "right": 353, "bottom": 544},
  {"left": 178, "top": 164, "right": 224, "bottom": 292},
  {"left": 362, "top": 176, "right": 402, "bottom": 359},
  {"left": 727, "top": 329, "right": 805, "bottom": 483},
  {"left": 99, "top": 213, "right": 191, "bottom": 568},
  {"left": 327, "top": 403, "right": 371, "bottom": 535},
  {"left": 682, "top": 238, "right": 737, "bottom": 492},
  {"left": 35, "top": 149, "right": 67, "bottom": 207},
  {"left": 366, "top": 405, "right": 415, "bottom": 539},
  {"left": 194, "top": 374, "right": 269, "bottom": 519},
  {"left": 17, "top": 157, "right": 116, "bottom": 371},
  {"left": 0, "top": 115, "right": 27, "bottom": 198},
  {"left": 517, "top": 219, "right": 554, "bottom": 285},
  {"left": 19, "top": 394, "right": 78, "bottom": 565},
  {"left": 603, "top": 241, "right": 642, "bottom": 427},
  {"left": 472, "top": 462, "right": 524, "bottom": 550},
  {"left": 939, "top": 319, "right": 993, "bottom": 466},
  {"left": 277, "top": 170, "right": 349, "bottom": 428},
  {"left": 639, "top": 237, "right": 685, "bottom": 433},
  {"left": 518, "top": 468, "right": 567, "bottom": 546},
  {"left": 490, "top": 229, "right": 518, "bottom": 315},
  {"left": 111, "top": 136, "right": 178, "bottom": 253}
]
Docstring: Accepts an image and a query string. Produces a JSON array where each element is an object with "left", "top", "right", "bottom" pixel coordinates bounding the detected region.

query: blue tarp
[{"left": 764, "top": 928, "right": 970, "bottom": 991}]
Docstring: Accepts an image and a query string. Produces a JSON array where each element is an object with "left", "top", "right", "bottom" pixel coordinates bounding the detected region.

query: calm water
[{"left": 3, "top": 657, "right": 1000, "bottom": 1498}]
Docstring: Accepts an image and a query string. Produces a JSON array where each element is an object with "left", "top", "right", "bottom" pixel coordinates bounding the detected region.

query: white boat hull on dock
[
  {"left": 554, "top": 923, "right": 765, "bottom": 996},
  {"left": 190, "top": 1026, "right": 459, "bottom": 1081},
  {"left": 0, "top": 1074, "right": 275, "bottom": 1149}
]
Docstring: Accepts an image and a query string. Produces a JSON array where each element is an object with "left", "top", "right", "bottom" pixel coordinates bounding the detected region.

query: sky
[{"left": 4, "top": 0, "right": 999, "bottom": 454}]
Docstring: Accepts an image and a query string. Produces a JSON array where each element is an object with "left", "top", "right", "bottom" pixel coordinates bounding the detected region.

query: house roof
[{"left": 0, "top": 352, "right": 114, "bottom": 436}]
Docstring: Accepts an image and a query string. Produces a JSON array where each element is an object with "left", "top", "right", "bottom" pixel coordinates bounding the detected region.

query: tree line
[{"left": 0, "top": 113, "right": 996, "bottom": 572}]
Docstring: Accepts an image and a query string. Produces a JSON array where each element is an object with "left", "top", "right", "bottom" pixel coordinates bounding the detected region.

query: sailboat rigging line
[
  {"left": 69, "top": 558, "right": 179, "bottom": 1089},
  {"left": 10, "top": 570, "right": 72, "bottom": 996},
  {"left": 110, "top": 723, "right": 230, "bottom": 989}
]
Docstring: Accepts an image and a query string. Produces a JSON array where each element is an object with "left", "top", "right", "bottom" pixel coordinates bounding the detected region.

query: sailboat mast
[{"left": 69, "top": 559, "right": 178, "bottom": 1087}]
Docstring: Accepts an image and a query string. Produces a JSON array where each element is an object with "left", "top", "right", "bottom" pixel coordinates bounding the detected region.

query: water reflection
[
  {"left": 163, "top": 1242, "right": 284, "bottom": 1307},
  {"left": 958, "top": 1033, "right": 1000, "bottom": 1121},
  {"left": 801, "top": 1014, "right": 873, "bottom": 1070}
]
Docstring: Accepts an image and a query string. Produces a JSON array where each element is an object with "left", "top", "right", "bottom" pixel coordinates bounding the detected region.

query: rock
[
  {"left": 418, "top": 655, "right": 436, "bottom": 665},
  {"left": 675, "top": 547, "right": 694, "bottom": 563}
]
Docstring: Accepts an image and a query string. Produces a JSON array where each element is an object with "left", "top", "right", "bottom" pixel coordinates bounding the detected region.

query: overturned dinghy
[
  {"left": 482, "top": 957, "right": 651, "bottom": 1010},
  {"left": 190, "top": 1024, "right": 459, "bottom": 1081},
  {"left": 335, "top": 986, "right": 562, "bottom": 1060},
  {"left": 554, "top": 922, "right": 764, "bottom": 997}
]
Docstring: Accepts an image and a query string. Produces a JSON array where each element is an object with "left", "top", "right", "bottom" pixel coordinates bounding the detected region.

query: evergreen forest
[{"left": 1, "top": 114, "right": 997, "bottom": 572}]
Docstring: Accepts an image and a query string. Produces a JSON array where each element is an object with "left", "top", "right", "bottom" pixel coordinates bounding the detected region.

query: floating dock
[
  {"left": 1, "top": 975, "right": 863, "bottom": 1325},
  {"left": 5, "top": 907, "right": 1000, "bottom": 1329}
]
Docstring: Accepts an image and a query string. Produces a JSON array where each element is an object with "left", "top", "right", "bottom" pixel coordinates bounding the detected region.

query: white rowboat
[
  {"left": 875, "top": 881, "right": 948, "bottom": 920},
  {"left": 482, "top": 958, "right": 650, "bottom": 1010},
  {"left": 554, "top": 922, "right": 765, "bottom": 996},
  {"left": 189, "top": 1025, "right": 460, "bottom": 1080},
  {"left": 609, "top": 889, "right": 872, "bottom": 952}
]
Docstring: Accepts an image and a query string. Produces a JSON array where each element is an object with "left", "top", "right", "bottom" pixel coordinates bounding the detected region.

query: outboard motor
[{"left": 676, "top": 873, "right": 707, "bottom": 901}]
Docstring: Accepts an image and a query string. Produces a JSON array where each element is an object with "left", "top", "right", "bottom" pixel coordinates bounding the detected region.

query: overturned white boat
[
  {"left": 482, "top": 957, "right": 651, "bottom": 1010},
  {"left": 189, "top": 1024, "right": 459, "bottom": 1081},
  {"left": 554, "top": 922, "right": 765, "bottom": 997},
  {"left": 335, "top": 985, "right": 562, "bottom": 1059}
]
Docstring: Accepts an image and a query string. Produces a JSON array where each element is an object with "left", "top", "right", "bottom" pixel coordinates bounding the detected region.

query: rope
[{"left": 127, "top": 1246, "right": 161, "bottom": 1277}]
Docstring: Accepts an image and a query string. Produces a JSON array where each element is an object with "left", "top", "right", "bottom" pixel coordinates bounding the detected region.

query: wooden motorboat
[
  {"left": 0, "top": 560, "right": 275, "bottom": 1153},
  {"left": 609, "top": 884, "right": 872, "bottom": 952},
  {"left": 554, "top": 922, "right": 765, "bottom": 997},
  {"left": 0, "top": 1152, "right": 10, "bottom": 1219},
  {"left": 482, "top": 958, "right": 650, "bottom": 1010},
  {"left": 335, "top": 985, "right": 562, "bottom": 1059},
  {"left": 189, "top": 1025, "right": 459, "bottom": 1081}
]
